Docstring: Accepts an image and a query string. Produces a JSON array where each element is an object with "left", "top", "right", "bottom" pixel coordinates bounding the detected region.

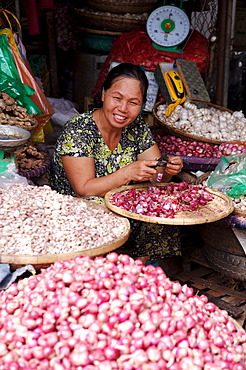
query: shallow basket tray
[
  {"left": 0, "top": 200, "right": 130, "bottom": 269},
  {"left": 153, "top": 101, "right": 234, "bottom": 145},
  {"left": 85, "top": 0, "right": 160, "bottom": 14},
  {"left": 105, "top": 183, "right": 234, "bottom": 225},
  {"left": 74, "top": 8, "right": 146, "bottom": 32},
  {"left": 232, "top": 207, "right": 246, "bottom": 218}
]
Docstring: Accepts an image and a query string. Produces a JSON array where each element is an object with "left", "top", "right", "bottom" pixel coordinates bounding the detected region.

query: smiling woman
[{"left": 50, "top": 63, "right": 183, "bottom": 264}]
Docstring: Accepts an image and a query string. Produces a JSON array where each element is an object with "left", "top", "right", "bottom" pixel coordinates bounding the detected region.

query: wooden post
[{"left": 46, "top": 10, "right": 59, "bottom": 98}]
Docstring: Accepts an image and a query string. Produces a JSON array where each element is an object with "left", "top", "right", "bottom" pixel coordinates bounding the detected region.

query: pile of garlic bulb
[
  {"left": 233, "top": 196, "right": 246, "bottom": 212},
  {"left": 156, "top": 101, "right": 246, "bottom": 142}
]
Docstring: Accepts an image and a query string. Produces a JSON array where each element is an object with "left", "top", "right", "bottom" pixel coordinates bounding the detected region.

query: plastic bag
[
  {"left": 207, "top": 153, "right": 246, "bottom": 198},
  {"left": 0, "top": 32, "right": 43, "bottom": 116},
  {"left": 0, "top": 162, "right": 29, "bottom": 187},
  {"left": 10, "top": 42, "right": 54, "bottom": 129}
]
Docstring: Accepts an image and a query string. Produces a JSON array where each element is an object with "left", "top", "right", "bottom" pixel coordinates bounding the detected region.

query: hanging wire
[{"left": 0, "top": 0, "right": 19, "bottom": 32}]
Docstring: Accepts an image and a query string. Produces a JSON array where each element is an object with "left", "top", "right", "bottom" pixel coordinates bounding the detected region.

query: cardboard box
[{"left": 154, "top": 59, "right": 210, "bottom": 107}]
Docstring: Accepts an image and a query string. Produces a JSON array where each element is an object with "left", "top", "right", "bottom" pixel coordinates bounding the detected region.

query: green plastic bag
[
  {"left": 207, "top": 153, "right": 246, "bottom": 198},
  {"left": 0, "top": 33, "right": 43, "bottom": 116}
]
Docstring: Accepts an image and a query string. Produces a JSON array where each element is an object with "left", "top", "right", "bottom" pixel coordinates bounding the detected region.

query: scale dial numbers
[{"left": 146, "top": 6, "right": 190, "bottom": 47}]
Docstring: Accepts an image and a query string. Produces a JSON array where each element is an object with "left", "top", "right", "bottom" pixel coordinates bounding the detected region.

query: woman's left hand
[{"left": 164, "top": 155, "right": 183, "bottom": 176}]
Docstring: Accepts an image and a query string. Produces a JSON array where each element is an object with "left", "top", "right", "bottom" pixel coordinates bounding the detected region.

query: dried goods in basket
[
  {"left": 105, "top": 182, "right": 234, "bottom": 225},
  {"left": 14, "top": 140, "right": 51, "bottom": 178},
  {"left": 85, "top": 0, "right": 160, "bottom": 14},
  {"left": 74, "top": 7, "right": 147, "bottom": 32},
  {"left": 0, "top": 92, "right": 38, "bottom": 132},
  {"left": 153, "top": 100, "right": 246, "bottom": 145}
]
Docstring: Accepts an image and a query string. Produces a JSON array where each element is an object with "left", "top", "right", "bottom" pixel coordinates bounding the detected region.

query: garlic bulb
[{"left": 156, "top": 102, "right": 246, "bottom": 142}]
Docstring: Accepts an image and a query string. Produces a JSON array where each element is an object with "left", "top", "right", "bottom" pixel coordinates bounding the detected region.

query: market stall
[{"left": 0, "top": 1, "right": 246, "bottom": 368}]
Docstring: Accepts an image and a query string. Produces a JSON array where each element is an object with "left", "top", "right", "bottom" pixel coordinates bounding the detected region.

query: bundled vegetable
[
  {"left": 110, "top": 182, "right": 214, "bottom": 218},
  {"left": 0, "top": 254, "right": 245, "bottom": 369}
]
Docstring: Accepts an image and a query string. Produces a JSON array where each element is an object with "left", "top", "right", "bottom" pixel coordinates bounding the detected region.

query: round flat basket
[
  {"left": 85, "top": 0, "right": 160, "bottom": 14},
  {"left": 153, "top": 101, "right": 233, "bottom": 145},
  {"left": 232, "top": 207, "right": 246, "bottom": 217},
  {"left": 74, "top": 8, "right": 146, "bottom": 32},
  {"left": 105, "top": 183, "right": 234, "bottom": 225},
  {"left": 19, "top": 154, "right": 51, "bottom": 179},
  {"left": 0, "top": 200, "right": 130, "bottom": 269}
]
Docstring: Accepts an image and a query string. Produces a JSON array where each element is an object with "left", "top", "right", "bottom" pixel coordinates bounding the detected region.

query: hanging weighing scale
[
  {"left": 146, "top": 0, "right": 190, "bottom": 53},
  {"left": 0, "top": 126, "right": 31, "bottom": 173}
]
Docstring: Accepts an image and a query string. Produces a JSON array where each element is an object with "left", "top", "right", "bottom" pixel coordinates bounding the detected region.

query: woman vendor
[{"left": 50, "top": 62, "right": 183, "bottom": 265}]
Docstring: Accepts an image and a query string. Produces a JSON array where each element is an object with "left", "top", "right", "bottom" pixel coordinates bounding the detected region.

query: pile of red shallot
[
  {"left": 110, "top": 182, "right": 214, "bottom": 218},
  {"left": 0, "top": 254, "right": 245, "bottom": 369},
  {"left": 154, "top": 135, "right": 246, "bottom": 158}
]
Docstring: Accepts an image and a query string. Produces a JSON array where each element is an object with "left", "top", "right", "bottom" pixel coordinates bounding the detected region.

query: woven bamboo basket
[
  {"left": 19, "top": 154, "right": 51, "bottom": 180},
  {"left": 232, "top": 207, "right": 246, "bottom": 217},
  {"left": 153, "top": 101, "right": 234, "bottom": 145},
  {"left": 85, "top": 0, "right": 160, "bottom": 14},
  {"left": 0, "top": 201, "right": 130, "bottom": 269},
  {"left": 74, "top": 8, "right": 146, "bottom": 32},
  {"left": 105, "top": 183, "right": 234, "bottom": 225}
]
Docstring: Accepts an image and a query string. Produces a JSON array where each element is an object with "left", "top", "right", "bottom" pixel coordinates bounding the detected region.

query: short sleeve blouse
[{"left": 50, "top": 110, "right": 156, "bottom": 197}]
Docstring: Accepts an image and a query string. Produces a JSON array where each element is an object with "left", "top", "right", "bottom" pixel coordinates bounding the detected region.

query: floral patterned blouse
[{"left": 50, "top": 110, "right": 156, "bottom": 199}]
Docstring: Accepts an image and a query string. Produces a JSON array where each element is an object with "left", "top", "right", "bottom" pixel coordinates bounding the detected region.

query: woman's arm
[
  {"left": 62, "top": 144, "right": 183, "bottom": 198},
  {"left": 62, "top": 155, "right": 158, "bottom": 198}
]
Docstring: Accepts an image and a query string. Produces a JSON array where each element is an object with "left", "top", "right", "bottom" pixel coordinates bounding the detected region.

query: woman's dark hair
[{"left": 93, "top": 63, "right": 148, "bottom": 108}]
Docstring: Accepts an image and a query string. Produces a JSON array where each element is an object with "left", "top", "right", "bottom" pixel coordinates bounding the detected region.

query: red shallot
[
  {"left": 0, "top": 254, "right": 245, "bottom": 369},
  {"left": 154, "top": 135, "right": 221, "bottom": 158},
  {"left": 154, "top": 135, "right": 246, "bottom": 159},
  {"left": 110, "top": 182, "right": 214, "bottom": 218}
]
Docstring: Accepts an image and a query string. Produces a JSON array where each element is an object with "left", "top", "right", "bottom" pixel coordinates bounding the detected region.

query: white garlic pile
[
  {"left": 0, "top": 184, "right": 128, "bottom": 255},
  {"left": 233, "top": 196, "right": 246, "bottom": 212},
  {"left": 156, "top": 102, "right": 246, "bottom": 142}
]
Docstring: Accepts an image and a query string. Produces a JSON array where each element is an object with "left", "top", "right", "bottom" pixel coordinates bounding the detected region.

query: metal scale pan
[
  {"left": 0, "top": 125, "right": 31, "bottom": 173},
  {"left": 0, "top": 125, "right": 31, "bottom": 148}
]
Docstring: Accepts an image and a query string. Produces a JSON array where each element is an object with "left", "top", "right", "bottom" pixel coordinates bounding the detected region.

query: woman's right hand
[{"left": 125, "top": 160, "right": 158, "bottom": 183}]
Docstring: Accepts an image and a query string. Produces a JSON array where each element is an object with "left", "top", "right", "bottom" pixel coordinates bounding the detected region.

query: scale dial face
[{"left": 146, "top": 5, "right": 190, "bottom": 47}]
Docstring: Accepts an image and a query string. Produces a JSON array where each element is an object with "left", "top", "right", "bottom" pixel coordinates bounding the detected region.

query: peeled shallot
[{"left": 110, "top": 182, "right": 214, "bottom": 218}]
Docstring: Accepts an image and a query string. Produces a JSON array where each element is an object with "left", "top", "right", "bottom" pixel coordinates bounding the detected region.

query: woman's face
[{"left": 101, "top": 77, "right": 143, "bottom": 129}]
